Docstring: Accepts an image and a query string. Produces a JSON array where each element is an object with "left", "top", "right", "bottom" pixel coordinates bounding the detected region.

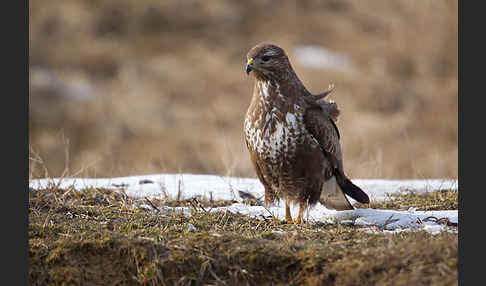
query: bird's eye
[{"left": 261, "top": 56, "right": 271, "bottom": 62}]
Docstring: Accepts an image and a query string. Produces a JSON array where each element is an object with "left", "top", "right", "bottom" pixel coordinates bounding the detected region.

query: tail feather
[
  {"left": 319, "top": 176, "right": 354, "bottom": 210},
  {"left": 335, "top": 172, "right": 370, "bottom": 204}
]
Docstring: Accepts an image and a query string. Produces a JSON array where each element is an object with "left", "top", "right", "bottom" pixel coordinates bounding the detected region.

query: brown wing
[
  {"left": 304, "top": 106, "right": 354, "bottom": 210},
  {"left": 304, "top": 106, "right": 370, "bottom": 207},
  {"left": 304, "top": 107, "right": 343, "bottom": 171}
]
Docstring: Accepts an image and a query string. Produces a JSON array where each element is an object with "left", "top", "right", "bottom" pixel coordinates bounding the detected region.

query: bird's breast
[
  {"left": 244, "top": 107, "right": 309, "bottom": 164},
  {"left": 244, "top": 80, "right": 320, "bottom": 166}
]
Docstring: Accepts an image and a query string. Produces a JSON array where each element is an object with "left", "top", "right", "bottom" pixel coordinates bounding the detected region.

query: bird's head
[{"left": 245, "top": 43, "right": 291, "bottom": 80}]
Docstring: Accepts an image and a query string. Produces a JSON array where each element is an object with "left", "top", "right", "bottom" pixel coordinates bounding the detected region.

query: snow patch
[{"left": 29, "top": 174, "right": 458, "bottom": 234}]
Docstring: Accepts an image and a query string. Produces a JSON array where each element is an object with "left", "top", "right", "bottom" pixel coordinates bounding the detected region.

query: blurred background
[{"left": 29, "top": 0, "right": 457, "bottom": 180}]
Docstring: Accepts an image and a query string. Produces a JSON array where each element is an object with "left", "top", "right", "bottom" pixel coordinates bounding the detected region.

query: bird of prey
[{"left": 243, "top": 43, "right": 369, "bottom": 224}]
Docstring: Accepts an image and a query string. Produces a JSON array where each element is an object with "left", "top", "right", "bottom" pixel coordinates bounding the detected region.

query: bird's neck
[
  {"left": 254, "top": 71, "right": 308, "bottom": 109},
  {"left": 255, "top": 80, "right": 283, "bottom": 109}
]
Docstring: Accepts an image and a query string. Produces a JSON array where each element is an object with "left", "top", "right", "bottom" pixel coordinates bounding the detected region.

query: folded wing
[{"left": 304, "top": 106, "right": 370, "bottom": 209}]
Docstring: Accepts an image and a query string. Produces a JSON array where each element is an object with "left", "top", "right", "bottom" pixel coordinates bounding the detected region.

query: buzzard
[{"left": 244, "top": 43, "right": 369, "bottom": 224}]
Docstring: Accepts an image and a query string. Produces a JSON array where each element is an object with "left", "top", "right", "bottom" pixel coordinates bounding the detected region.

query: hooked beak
[{"left": 246, "top": 58, "right": 254, "bottom": 75}]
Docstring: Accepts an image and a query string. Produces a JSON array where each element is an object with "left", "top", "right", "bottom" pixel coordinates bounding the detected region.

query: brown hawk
[{"left": 244, "top": 43, "right": 369, "bottom": 224}]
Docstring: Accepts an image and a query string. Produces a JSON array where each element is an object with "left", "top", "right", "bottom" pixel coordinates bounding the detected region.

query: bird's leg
[
  {"left": 285, "top": 197, "right": 293, "bottom": 223},
  {"left": 294, "top": 202, "right": 306, "bottom": 224}
]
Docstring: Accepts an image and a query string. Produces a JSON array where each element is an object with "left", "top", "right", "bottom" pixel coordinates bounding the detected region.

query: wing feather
[
  {"left": 304, "top": 106, "right": 343, "bottom": 171},
  {"left": 304, "top": 106, "right": 370, "bottom": 206}
]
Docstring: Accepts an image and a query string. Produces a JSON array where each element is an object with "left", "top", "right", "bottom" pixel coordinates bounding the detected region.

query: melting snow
[{"left": 29, "top": 174, "right": 458, "bottom": 234}]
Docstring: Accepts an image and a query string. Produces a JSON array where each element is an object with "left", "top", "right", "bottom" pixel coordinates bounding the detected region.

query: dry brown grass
[
  {"left": 29, "top": 186, "right": 458, "bottom": 285},
  {"left": 29, "top": 0, "right": 458, "bottom": 179}
]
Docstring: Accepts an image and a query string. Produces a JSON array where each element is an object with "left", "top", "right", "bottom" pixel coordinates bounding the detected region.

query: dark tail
[{"left": 334, "top": 171, "right": 370, "bottom": 204}]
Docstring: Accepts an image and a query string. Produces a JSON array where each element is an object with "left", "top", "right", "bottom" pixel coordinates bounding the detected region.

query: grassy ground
[
  {"left": 354, "top": 189, "right": 458, "bottom": 211},
  {"left": 29, "top": 187, "right": 458, "bottom": 285}
]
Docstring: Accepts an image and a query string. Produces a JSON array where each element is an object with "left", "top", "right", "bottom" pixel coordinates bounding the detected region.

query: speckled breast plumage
[{"left": 244, "top": 80, "right": 322, "bottom": 194}]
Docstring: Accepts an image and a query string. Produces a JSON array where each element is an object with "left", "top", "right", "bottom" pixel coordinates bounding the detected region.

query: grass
[
  {"left": 29, "top": 0, "right": 458, "bottom": 179},
  {"left": 354, "top": 189, "right": 458, "bottom": 211},
  {"left": 29, "top": 187, "right": 458, "bottom": 285}
]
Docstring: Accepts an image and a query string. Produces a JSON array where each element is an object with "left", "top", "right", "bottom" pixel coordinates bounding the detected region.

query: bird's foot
[
  {"left": 293, "top": 217, "right": 304, "bottom": 225},
  {"left": 293, "top": 205, "right": 305, "bottom": 225},
  {"left": 284, "top": 216, "right": 294, "bottom": 224}
]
